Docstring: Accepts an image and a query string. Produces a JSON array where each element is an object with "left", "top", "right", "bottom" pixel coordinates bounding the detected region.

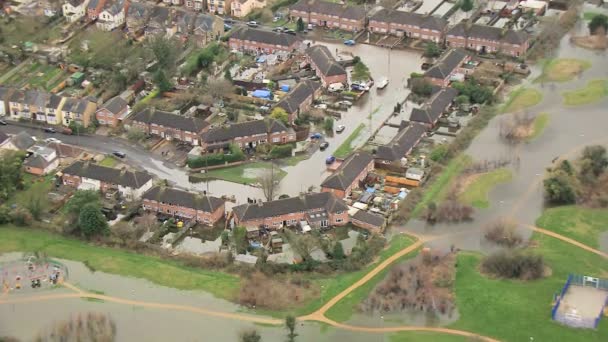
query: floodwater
[{"left": 415, "top": 0, "right": 443, "bottom": 15}]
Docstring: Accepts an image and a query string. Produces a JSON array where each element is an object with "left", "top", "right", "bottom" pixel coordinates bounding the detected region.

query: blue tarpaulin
[
  {"left": 256, "top": 56, "right": 266, "bottom": 63},
  {"left": 280, "top": 84, "right": 290, "bottom": 92},
  {"left": 252, "top": 89, "right": 272, "bottom": 99},
  {"left": 366, "top": 187, "right": 375, "bottom": 193}
]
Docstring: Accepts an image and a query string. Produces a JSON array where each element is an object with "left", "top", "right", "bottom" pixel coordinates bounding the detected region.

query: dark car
[
  {"left": 284, "top": 29, "right": 296, "bottom": 35},
  {"left": 43, "top": 127, "right": 56, "bottom": 133},
  {"left": 112, "top": 151, "right": 126, "bottom": 158},
  {"left": 320, "top": 142, "right": 329, "bottom": 150},
  {"left": 325, "top": 156, "right": 336, "bottom": 164},
  {"left": 421, "top": 62, "right": 432, "bottom": 70},
  {"left": 0, "top": 119, "right": 7, "bottom": 125}
]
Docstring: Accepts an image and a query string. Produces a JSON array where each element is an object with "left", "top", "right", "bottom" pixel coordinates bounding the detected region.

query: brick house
[
  {"left": 96, "top": 96, "right": 129, "bottom": 127},
  {"left": 446, "top": 23, "right": 530, "bottom": 57},
  {"left": 375, "top": 122, "right": 427, "bottom": 164},
  {"left": 368, "top": 9, "right": 447, "bottom": 43},
  {"left": 229, "top": 27, "right": 301, "bottom": 54},
  {"left": 142, "top": 186, "right": 225, "bottom": 226},
  {"left": 409, "top": 87, "right": 458, "bottom": 128},
  {"left": 201, "top": 119, "right": 295, "bottom": 152},
  {"left": 290, "top": 0, "right": 366, "bottom": 32},
  {"left": 321, "top": 151, "right": 374, "bottom": 199},
  {"left": 23, "top": 146, "right": 59, "bottom": 176},
  {"left": 87, "top": 0, "right": 107, "bottom": 19},
  {"left": 424, "top": 49, "right": 470, "bottom": 87},
  {"left": 61, "top": 161, "right": 153, "bottom": 200},
  {"left": 129, "top": 108, "right": 210, "bottom": 145},
  {"left": 232, "top": 192, "right": 349, "bottom": 229},
  {"left": 306, "top": 45, "right": 347, "bottom": 87},
  {"left": 275, "top": 80, "right": 321, "bottom": 124},
  {"left": 231, "top": 0, "right": 265, "bottom": 17},
  {"left": 60, "top": 97, "right": 97, "bottom": 128},
  {"left": 349, "top": 208, "right": 386, "bottom": 233}
]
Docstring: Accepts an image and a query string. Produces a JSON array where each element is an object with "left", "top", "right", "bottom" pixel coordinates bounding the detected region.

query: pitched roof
[
  {"left": 276, "top": 80, "right": 320, "bottom": 114},
  {"left": 409, "top": 87, "right": 458, "bottom": 125},
  {"left": 11, "top": 132, "right": 36, "bottom": 150},
  {"left": 202, "top": 119, "right": 288, "bottom": 143},
  {"left": 351, "top": 209, "right": 385, "bottom": 228},
  {"left": 24, "top": 155, "right": 49, "bottom": 169},
  {"left": 47, "top": 94, "right": 64, "bottom": 109},
  {"left": 230, "top": 27, "right": 300, "bottom": 48},
  {"left": 321, "top": 151, "right": 373, "bottom": 191},
  {"left": 100, "top": 96, "right": 128, "bottom": 115},
  {"left": 424, "top": 49, "right": 468, "bottom": 80},
  {"left": 370, "top": 8, "right": 447, "bottom": 31},
  {"left": 66, "top": 0, "right": 86, "bottom": 7},
  {"left": 193, "top": 13, "right": 217, "bottom": 32},
  {"left": 306, "top": 45, "right": 346, "bottom": 78},
  {"left": 130, "top": 108, "right": 209, "bottom": 133},
  {"left": 0, "top": 86, "right": 13, "bottom": 101},
  {"left": 24, "top": 90, "right": 48, "bottom": 107},
  {"left": 142, "top": 186, "right": 224, "bottom": 213},
  {"left": 61, "top": 98, "right": 92, "bottom": 114},
  {"left": 447, "top": 23, "right": 529, "bottom": 45},
  {"left": 127, "top": 1, "right": 150, "bottom": 18},
  {"left": 233, "top": 192, "right": 348, "bottom": 222},
  {"left": 0, "top": 131, "right": 9, "bottom": 144},
  {"left": 102, "top": 0, "right": 124, "bottom": 15},
  {"left": 87, "top": 0, "right": 101, "bottom": 10},
  {"left": 9, "top": 89, "right": 25, "bottom": 103},
  {"left": 62, "top": 161, "right": 153, "bottom": 189},
  {"left": 291, "top": 0, "right": 365, "bottom": 20},
  {"left": 375, "top": 122, "right": 426, "bottom": 161}
]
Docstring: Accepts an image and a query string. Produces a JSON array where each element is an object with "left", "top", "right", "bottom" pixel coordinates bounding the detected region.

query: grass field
[
  {"left": 450, "top": 233, "right": 608, "bottom": 341},
  {"left": 563, "top": 79, "right": 608, "bottom": 106},
  {"left": 502, "top": 87, "right": 543, "bottom": 113},
  {"left": 536, "top": 205, "right": 608, "bottom": 249},
  {"left": 459, "top": 168, "right": 512, "bottom": 208},
  {"left": 583, "top": 12, "right": 603, "bottom": 21},
  {"left": 528, "top": 113, "right": 549, "bottom": 141},
  {"left": 98, "top": 156, "right": 119, "bottom": 168},
  {"left": 390, "top": 332, "right": 470, "bottom": 342},
  {"left": 333, "top": 123, "right": 366, "bottom": 158},
  {"left": 192, "top": 162, "right": 286, "bottom": 184},
  {"left": 536, "top": 59, "right": 591, "bottom": 83},
  {"left": 0, "top": 225, "right": 240, "bottom": 300},
  {"left": 412, "top": 155, "right": 471, "bottom": 217}
]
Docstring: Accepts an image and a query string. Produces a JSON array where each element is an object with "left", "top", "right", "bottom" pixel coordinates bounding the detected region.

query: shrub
[
  {"left": 430, "top": 144, "right": 449, "bottom": 163},
  {"left": 10, "top": 207, "right": 32, "bottom": 226},
  {"left": 188, "top": 144, "right": 245, "bottom": 168},
  {"left": 484, "top": 219, "right": 523, "bottom": 248},
  {"left": 269, "top": 144, "right": 293, "bottom": 158},
  {"left": 481, "top": 251, "right": 545, "bottom": 280},
  {"left": 0, "top": 205, "right": 12, "bottom": 224}
]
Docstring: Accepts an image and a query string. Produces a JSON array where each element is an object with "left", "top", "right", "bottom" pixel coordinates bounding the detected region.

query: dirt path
[{"left": 523, "top": 224, "right": 608, "bottom": 258}]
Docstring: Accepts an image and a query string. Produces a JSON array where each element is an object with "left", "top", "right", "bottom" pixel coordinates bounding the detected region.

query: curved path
[{"left": 523, "top": 224, "right": 608, "bottom": 258}]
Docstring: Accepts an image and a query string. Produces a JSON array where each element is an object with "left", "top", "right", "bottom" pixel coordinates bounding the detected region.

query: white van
[{"left": 328, "top": 83, "right": 344, "bottom": 92}]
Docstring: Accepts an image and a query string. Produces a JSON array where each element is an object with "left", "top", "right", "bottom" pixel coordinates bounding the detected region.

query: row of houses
[{"left": 290, "top": 0, "right": 366, "bottom": 32}]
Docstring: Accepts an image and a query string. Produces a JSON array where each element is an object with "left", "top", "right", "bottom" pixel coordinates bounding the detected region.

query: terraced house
[
  {"left": 129, "top": 108, "right": 209, "bottom": 145},
  {"left": 368, "top": 9, "right": 447, "bottom": 43},
  {"left": 306, "top": 45, "right": 347, "bottom": 87},
  {"left": 232, "top": 192, "right": 349, "bottom": 229},
  {"left": 201, "top": 119, "right": 295, "bottom": 153},
  {"left": 375, "top": 122, "right": 427, "bottom": 164},
  {"left": 290, "top": 0, "right": 366, "bottom": 32},
  {"left": 446, "top": 23, "right": 530, "bottom": 57},
  {"left": 142, "top": 186, "right": 225, "bottom": 225},
  {"left": 231, "top": 0, "right": 265, "bottom": 17},
  {"left": 321, "top": 151, "right": 374, "bottom": 199},
  {"left": 208, "top": 0, "right": 231, "bottom": 15},
  {"left": 275, "top": 80, "right": 321, "bottom": 124},
  {"left": 409, "top": 87, "right": 458, "bottom": 128},
  {"left": 60, "top": 97, "right": 97, "bottom": 128},
  {"left": 423, "top": 49, "right": 470, "bottom": 87},
  {"left": 229, "top": 27, "right": 301, "bottom": 54}
]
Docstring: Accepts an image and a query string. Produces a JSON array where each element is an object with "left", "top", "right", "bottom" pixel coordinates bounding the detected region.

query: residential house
[
  {"left": 23, "top": 146, "right": 59, "bottom": 176},
  {"left": 375, "top": 122, "right": 427, "bottom": 164},
  {"left": 1, "top": 132, "right": 36, "bottom": 152},
  {"left": 446, "top": 23, "right": 530, "bottom": 57},
  {"left": 349, "top": 208, "right": 386, "bottom": 232},
  {"left": 424, "top": 49, "right": 470, "bottom": 87},
  {"left": 190, "top": 13, "right": 223, "bottom": 47},
  {"left": 60, "top": 97, "right": 97, "bottom": 127},
  {"left": 0, "top": 87, "right": 13, "bottom": 117},
  {"left": 186, "top": 0, "right": 205, "bottom": 11},
  {"left": 290, "top": 0, "right": 366, "bottom": 32},
  {"left": 201, "top": 119, "right": 295, "bottom": 152},
  {"left": 62, "top": 0, "right": 91, "bottom": 22},
  {"left": 229, "top": 27, "right": 301, "bottom": 54},
  {"left": 275, "top": 80, "right": 321, "bottom": 124},
  {"left": 145, "top": 6, "right": 173, "bottom": 37},
  {"left": 61, "top": 161, "right": 154, "bottom": 200},
  {"left": 30, "top": 91, "right": 52, "bottom": 123},
  {"left": 306, "top": 45, "right": 347, "bottom": 87},
  {"left": 87, "top": 0, "right": 106, "bottom": 19},
  {"left": 126, "top": 2, "right": 152, "bottom": 37},
  {"left": 142, "top": 186, "right": 225, "bottom": 225},
  {"left": 231, "top": 0, "right": 265, "bottom": 17},
  {"left": 208, "top": 0, "right": 231, "bottom": 15},
  {"left": 10, "top": 90, "right": 47, "bottom": 121},
  {"left": 96, "top": 96, "right": 129, "bottom": 127},
  {"left": 96, "top": 0, "right": 126, "bottom": 31},
  {"left": 129, "top": 108, "right": 209, "bottom": 145},
  {"left": 232, "top": 192, "right": 349, "bottom": 229},
  {"left": 409, "top": 87, "right": 458, "bottom": 127},
  {"left": 321, "top": 151, "right": 374, "bottom": 199},
  {"left": 42, "top": 0, "right": 62, "bottom": 16},
  {"left": 44, "top": 94, "right": 66, "bottom": 125},
  {"left": 8, "top": 89, "right": 26, "bottom": 120},
  {"left": 368, "top": 9, "right": 447, "bottom": 43}
]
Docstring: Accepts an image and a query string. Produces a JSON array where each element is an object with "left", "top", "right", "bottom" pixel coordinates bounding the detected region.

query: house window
[
  {"left": 336, "top": 218, "right": 343, "bottom": 223},
  {"left": 272, "top": 137, "right": 280, "bottom": 143},
  {"left": 320, "top": 220, "right": 329, "bottom": 227}
]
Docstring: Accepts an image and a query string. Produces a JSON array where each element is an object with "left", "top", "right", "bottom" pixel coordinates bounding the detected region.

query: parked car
[
  {"left": 310, "top": 133, "right": 323, "bottom": 140},
  {"left": 336, "top": 100, "right": 353, "bottom": 107},
  {"left": 376, "top": 77, "right": 389, "bottom": 89},
  {"left": 224, "top": 23, "right": 232, "bottom": 31},
  {"left": 0, "top": 119, "right": 7, "bottom": 125},
  {"left": 260, "top": 105, "right": 271, "bottom": 112},
  {"left": 61, "top": 127, "right": 73, "bottom": 135},
  {"left": 284, "top": 29, "right": 296, "bottom": 35},
  {"left": 247, "top": 21, "right": 258, "bottom": 28},
  {"left": 44, "top": 138, "right": 61, "bottom": 144},
  {"left": 112, "top": 151, "right": 126, "bottom": 158},
  {"left": 328, "top": 83, "right": 344, "bottom": 92},
  {"left": 325, "top": 156, "right": 336, "bottom": 164},
  {"left": 272, "top": 26, "right": 284, "bottom": 32},
  {"left": 336, "top": 125, "right": 346, "bottom": 133},
  {"left": 320, "top": 142, "right": 329, "bottom": 150},
  {"left": 351, "top": 83, "right": 369, "bottom": 92},
  {"left": 43, "top": 127, "right": 56, "bottom": 133},
  {"left": 344, "top": 39, "right": 356, "bottom": 46},
  {"left": 314, "top": 103, "right": 327, "bottom": 109}
]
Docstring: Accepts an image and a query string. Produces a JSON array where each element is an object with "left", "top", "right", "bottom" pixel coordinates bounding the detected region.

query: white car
[
  {"left": 376, "top": 77, "right": 389, "bottom": 89},
  {"left": 336, "top": 125, "right": 346, "bottom": 133},
  {"left": 314, "top": 103, "right": 328, "bottom": 109},
  {"left": 44, "top": 138, "right": 61, "bottom": 144}
]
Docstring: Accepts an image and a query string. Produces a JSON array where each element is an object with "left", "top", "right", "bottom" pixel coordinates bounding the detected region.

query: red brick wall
[
  {"left": 132, "top": 120, "right": 206, "bottom": 145},
  {"left": 96, "top": 108, "right": 120, "bottom": 127},
  {"left": 229, "top": 38, "right": 299, "bottom": 54},
  {"left": 143, "top": 199, "right": 225, "bottom": 225},
  {"left": 24, "top": 166, "right": 44, "bottom": 176},
  {"left": 235, "top": 207, "right": 350, "bottom": 229},
  {"left": 321, "top": 187, "right": 346, "bottom": 199},
  {"left": 369, "top": 21, "right": 443, "bottom": 42},
  {"left": 446, "top": 36, "right": 528, "bottom": 57}
]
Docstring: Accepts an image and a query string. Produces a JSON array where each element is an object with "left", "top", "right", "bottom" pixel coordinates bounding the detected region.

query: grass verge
[
  {"left": 502, "top": 87, "right": 543, "bottom": 113},
  {"left": 535, "top": 205, "right": 608, "bottom": 249},
  {"left": 98, "top": 156, "right": 119, "bottom": 168},
  {"left": 536, "top": 58, "right": 591, "bottom": 83},
  {"left": 528, "top": 113, "right": 549, "bottom": 141},
  {"left": 563, "top": 79, "right": 608, "bottom": 106},
  {"left": 192, "top": 162, "right": 287, "bottom": 184},
  {"left": 390, "top": 332, "right": 470, "bottom": 342},
  {"left": 0, "top": 225, "right": 240, "bottom": 300},
  {"left": 459, "top": 168, "right": 512, "bottom": 208},
  {"left": 333, "top": 123, "right": 365, "bottom": 158}
]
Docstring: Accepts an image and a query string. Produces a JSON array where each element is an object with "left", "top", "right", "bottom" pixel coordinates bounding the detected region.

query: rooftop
[
  {"left": 142, "top": 186, "right": 224, "bottom": 213},
  {"left": 62, "top": 161, "right": 153, "bottom": 189},
  {"left": 321, "top": 151, "right": 374, "bottom": 191},
  {"left": 130, "top": 108, "right": 209, "bottom": 133}
]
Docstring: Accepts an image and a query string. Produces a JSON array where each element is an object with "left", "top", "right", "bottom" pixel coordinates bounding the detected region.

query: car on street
[
  {"left": 351, "top": 83, "right": 369, "bottom": 92},
  {"left": 260, "top": 105, "right": 271, "bottom": 112},
  {"left": 247, "top": 21, "right": 258, "bottom": 27},
  {"left": 376, "top": 77, "right": 389, "bottom": 89},
  {"left": 284, "top": 29, "right": 296, "bottom": 35},
  {"left": 61, "top": 127, "right": 73, "bottom": 135},
  {"left": 44, "top": 138, "right": 61, "bottom": 144},
  {"left": 319, "top": 142, "right": 329, "bottom": 150},
  {"left": 314, "top": 103, "right": 327, "bottom": 109},
  {"left": 344, "top": 39, "right": 356, "bottom": 46},
  {"left": 0, "top": 119, "right": 7, "bottom": 125},
  {"left": 336, "top": 125, "right": 346, "bottom": 133},
  {"left": 43, "top": 127, "right": 56, "bottom": 133},
  {"left": 336, "top": 100, "right": 353, "bottom": 107},
  {"left": 112, "top": 151, "right": 126, "bottom": 158},
  {"left": 224, "top": 23, "right": 232, "bottom": 31},
  {"left": 272, "top": 27, "right": 284, "bottom": 32},
  {"left": 310, "top": 132, "right": 323, "bottom": 140},
  {"left": 325, "top": 156, "right": 336, "bottom": 164}
]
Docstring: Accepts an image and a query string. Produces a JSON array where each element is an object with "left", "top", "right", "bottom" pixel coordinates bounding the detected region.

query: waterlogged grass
[
  {"left": 536, "top": 59, "right": 591, "bottom": 83},
  {"left": 459, "top": 168, "right": 512, "bottom": 208},
  {"left": 563, "top": 79, "right": 608, "bottom": 106},
  {"left": 333, "top": 123, "right": 366, "bottom": 158},
  {"left": 390, "top": 332, "right": 470, "bottom": 342},
  {"left": 412, "top": 155, "right": 471, "bottom": 217},
  {"left": 536, "top": 205, "right": 608, "bottom": 249},
  {"left": 0, "top": 225, "right": 240, "bottom": 300},
  {"left": 502, "top": 87, "right": 543, "bottom": 113},
  {"left": 450, "top": 234, "right": 608, "bottom": 342},
  {"left": 528, "top": 113, "right": 549, "bottom": 141},
  {"left": 192, "top": 162, "right": 286, "bottom": 184}
]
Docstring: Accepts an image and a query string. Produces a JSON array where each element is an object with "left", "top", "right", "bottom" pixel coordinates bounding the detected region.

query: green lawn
[
  {"left": 528, "top": 113, "right": 549, "bottom": 141},
  {"left": 583, "top": 12, "right": 603, "bottom": 21},
  {"left": 98, "top": 156, "right": 119, "bottom": 168},
  {"left": 450, "top": 234, "right": 608, "bottom": 342},
  {"left": 390, "top": 332, "right": 470, "bottom": 342},
  {"left": 412, "top": 155, "right": 471, "bottom": 217},
  {"left": 459, "top": 168, "right": 512, "bottom": 208},
  {"left": 333, "top": 123, "right": 366, "bottom": 159},
  {"left": 0, "top": 225, "right": 240, "bottom": 300},
  {"left": 192, "top": 162, "right": 287, "bottom": 185},
  {"left": 563, "top": 79, "right": 608, "bottom": 106},
  {"left": 502, "top": 87, "right": 543, "bottom": 113},
  {"left": 536, "top": 59, "right": 591, "bottom": 83},
  {"left": 536, "top": 205, "right": 608, "bottom": 249}
]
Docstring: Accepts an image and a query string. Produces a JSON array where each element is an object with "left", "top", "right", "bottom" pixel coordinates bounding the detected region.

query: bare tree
[
  {"left": 207, "top": 78, "right": 235, "bottom": 102},
  {"left": 258, "top": 166, "right": 280, "bottom": 202},
  {"left": 35, "top": 312, "right": 116, "bottom": 342},
  {"left": 285, "top": 230, "right": 319, "bottom": 262}
]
